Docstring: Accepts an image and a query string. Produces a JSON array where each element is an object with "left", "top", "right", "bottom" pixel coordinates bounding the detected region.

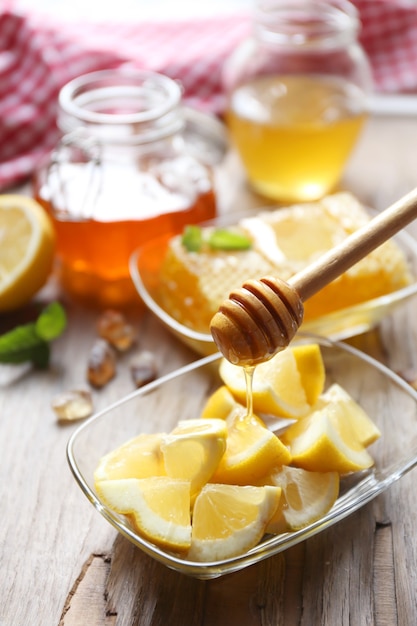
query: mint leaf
[
  {"left": 35, "top": 301, "right": 67, "bottom": 341},
  {"left": 0, "top": 301, "right": 67, "bottom": 368},
  {"left": 181, "top": 225, "right": 252, "bottom": 252},
  {"left": 208, "top": 229, "right": 252, "bottom": 251},
  {"left": 31, "top": 342, "right": 50, "bottom": 369},
  {"left": 181, "top": 225, "right": 203, "bottom": 252},
  {"left": 0, "top": 324, "right": 45, "bottom": 364}
]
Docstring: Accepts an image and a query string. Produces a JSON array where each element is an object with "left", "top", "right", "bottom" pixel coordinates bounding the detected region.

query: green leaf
[
  {"left": 31, "top": 342, "right": 51, "bottom": 369},
  {"left": 208, "top": 229, "right": 252, "bottom": 251},
  {"left": 0, "top": 301, "right": 67, "bottom": 367},
  {"left": 181, "top": 225, "right": 203, "bottom": 252},
  {"left": 35, "top": 301, "right": 67, "bottom": 341},
  {"left": 0, "top": 324, "right": 44, "bottom": 364}
]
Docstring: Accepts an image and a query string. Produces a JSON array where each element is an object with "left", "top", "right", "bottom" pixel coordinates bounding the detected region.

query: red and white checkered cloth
[{"left": 1, "top": 0, "right": 417, "bottom": 190}]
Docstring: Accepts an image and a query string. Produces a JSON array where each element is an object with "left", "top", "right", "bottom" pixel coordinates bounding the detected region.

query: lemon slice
[
  {"left": 161, "top": 418, "right": 227, "bottom": 499},
  {"left": 315, "top": 383, "right": 381, "bottom": 446},
  {"left": 211, "top": 408, "right": 292, "bottom": 485},
  {"left": 219, "top": 346, "right": 310, "bottom": 419},
  {"left": 200, "top": 385, "right": 242, "bottom": 420},
  {"left": 292, "top": 343, "right": 326, "bottom": 405},
  {"left": 96, "top": 477, "right": 192, "bottom": 552},
  {"left": 280, "top": 401, "right": 375, "bottom": 474},
  {"left": 94, "top": 433, "right": 166, "bottom": 483},
  {"left": 265, "top": 466, "right": 339, "bottom": 532},
  {"left": 0, "top": 195, "right": 55, "bottom": 312},
  {"left": 189, "top": 483, "right": 281, "bottom": 561}
]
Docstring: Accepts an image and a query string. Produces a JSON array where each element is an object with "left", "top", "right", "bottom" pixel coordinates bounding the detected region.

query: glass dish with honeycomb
[{"left": 130, "top": 192, "right": 417, "bottom": 356}]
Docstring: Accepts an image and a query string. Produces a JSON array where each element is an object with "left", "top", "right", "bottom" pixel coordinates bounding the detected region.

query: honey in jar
[
  {"left": 227, "top": 74, "right": 367, "bottom": 202},
  {"left": 33, "top": 69, "right": 217, "bottom": 308},
  {"left": 223, "top": 0, "right": 372, "bottom": 203}
]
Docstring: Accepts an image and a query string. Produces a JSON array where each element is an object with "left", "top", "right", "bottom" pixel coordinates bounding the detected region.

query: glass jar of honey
[
  {"left": 33, "top": 69, "right": 217, "bottom": 308},
  {"left": 223, "top": 0, "right": 372, "bottom": 203}
]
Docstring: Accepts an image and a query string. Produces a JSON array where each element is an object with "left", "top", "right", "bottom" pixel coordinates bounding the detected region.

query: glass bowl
[
  {"left": 67, "top": 334, "right": 417, "bottom": 579},
  {"left": 129, "top": 209, "right": 417, "bottom": 357}
]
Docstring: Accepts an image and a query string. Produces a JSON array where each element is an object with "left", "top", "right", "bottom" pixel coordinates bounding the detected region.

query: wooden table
[{"left": 2, "top": 113, "right": 417, "bottom": 626}]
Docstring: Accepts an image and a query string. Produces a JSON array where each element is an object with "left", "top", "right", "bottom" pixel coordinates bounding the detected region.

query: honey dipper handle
[{"left": 288, "top": 187, "right": 417, "bottom": 302}]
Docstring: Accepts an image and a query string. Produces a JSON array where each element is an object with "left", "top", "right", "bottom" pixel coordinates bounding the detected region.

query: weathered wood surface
[{"left": 2, "top": 114, "right": 417, "bottom": 626}]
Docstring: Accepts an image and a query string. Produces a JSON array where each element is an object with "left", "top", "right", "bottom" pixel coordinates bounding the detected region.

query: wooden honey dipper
[{"left": 210, "top": 188, "right": 417, "bottom": 366}]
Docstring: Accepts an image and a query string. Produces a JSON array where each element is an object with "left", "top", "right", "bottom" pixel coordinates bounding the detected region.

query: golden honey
[
  {"left": 227, "top": 74, "right": 367, "bottom": 203},
  {"left": 222, "top": 0, "right": 372, "bottom": 203},
  {"left": 33, "top": 69, "right": 217, "bottom": 308},
  {"left": 35, "top": 178, "right": 216, "bottom": 309}
]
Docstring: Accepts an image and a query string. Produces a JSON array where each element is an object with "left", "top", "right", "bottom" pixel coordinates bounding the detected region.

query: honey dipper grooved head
[{"left": 210, "top": 276, "right": 304, "bottom": 367}]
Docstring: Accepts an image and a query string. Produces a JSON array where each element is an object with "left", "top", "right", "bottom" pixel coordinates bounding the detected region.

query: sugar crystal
[
  {"left": 97, "top": 309, "right": 136, "bottom": 351},
  {"left": 52, "top": 389, "right": 93, "bottom": 422},
  {"left": 87, "top": 339, "right": 116, "bottom": 388}
]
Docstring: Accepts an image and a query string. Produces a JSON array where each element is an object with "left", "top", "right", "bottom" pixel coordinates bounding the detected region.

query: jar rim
[
  {"left": 58, "top": 69, "right": 184, "bottom": 141},
  {"left": 254, "top": 0, "right": 359, "bottom": 48}
]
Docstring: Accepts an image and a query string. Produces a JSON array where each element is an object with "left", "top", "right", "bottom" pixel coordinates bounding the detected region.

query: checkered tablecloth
[{"left": 1, "top": 0, "right": 417, "bottom": 190}]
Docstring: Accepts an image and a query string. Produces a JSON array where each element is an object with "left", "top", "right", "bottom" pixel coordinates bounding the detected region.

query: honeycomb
[{"left": 158, "top": 193, "right": 413, "bottom": 334}]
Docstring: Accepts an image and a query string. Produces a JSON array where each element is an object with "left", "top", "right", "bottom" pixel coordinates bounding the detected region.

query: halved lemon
[
  {"left": 211, "top": 408, "right": 292, "bottom": 485},
  {"left": 219, "top": 346, "right": 310, "bottom": 419},
  {"left": 96, "top": 476, "right": 192, "bottom": 552},
  {"left": 188, "top": 483, "right": 281, "bottom": 561},
  {"left": 0, "top": 194, "right": 55, "bottom": 312},
  {"left": 161, "top": 418, "right": 227, "bottom": 499},
  {"left": 265, "top": 465, "right": 339, "bottom": 532},
  {"left": 94, "top": 433, "right": 166, "bottom": 483}
]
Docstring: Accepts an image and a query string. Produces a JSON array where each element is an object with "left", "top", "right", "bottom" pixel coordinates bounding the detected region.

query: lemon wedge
[
  {"left": 211, "top": 408, "right": 291, "bottom": 485},
  {"left": 315, "top": 383, "right": 381, "bottom": 446},
  {"left": 189, "top": 483, "right": 281, "bottom": 561},
  {"left": 94, "top": 433, "right": 166, "bottom": 483},
  {"left": 96, "top": 477, "right": 192, "bottom": 552},
  {"left": 219, "top": 346, "right": 311, "bottom": 419},
  {"left": 265, "top": 465, "right": 339, "bottom": 532},
  {"left": 291, "top": 343, "right": 326, "bottom": 405},
  {"left": 280, "top": 400, "right": 375, "bottom": 474},
  {"left": 161, "top": 418, "right": 227, "bottom": 499},
  {"left": 200, "top": 385, "right": 242, "bottom": 419},
  {"left": 0, "top": 195, "right": 55, "bottom": 312}
]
